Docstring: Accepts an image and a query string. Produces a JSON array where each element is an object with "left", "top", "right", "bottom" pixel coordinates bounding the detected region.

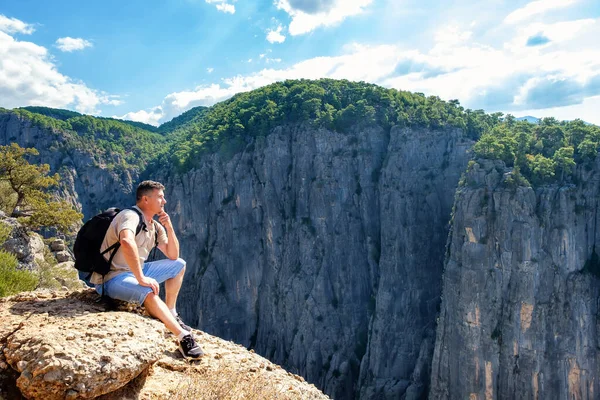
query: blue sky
[{"left": 1, "top": 0, "right": 599, "bottom": 125}]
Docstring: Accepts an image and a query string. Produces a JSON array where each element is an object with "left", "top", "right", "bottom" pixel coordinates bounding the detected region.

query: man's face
[{"left": 144, "top": 189, "right": 167, "bottom": 215}]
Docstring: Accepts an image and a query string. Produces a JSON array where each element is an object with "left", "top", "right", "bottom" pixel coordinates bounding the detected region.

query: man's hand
[
  {"left": 139, "top": 276, "right": 159, "bottom": 295},
  {"left": 157, "top": 210, "right": 173, "bottom": 230}
]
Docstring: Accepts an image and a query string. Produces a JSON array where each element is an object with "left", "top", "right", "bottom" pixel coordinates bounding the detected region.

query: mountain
[
  {"left": 1, "top": 79, "right": 599, "bottom": 399},
  {"left": 515, "top": 115, "right": 540, "bottom": 123}
]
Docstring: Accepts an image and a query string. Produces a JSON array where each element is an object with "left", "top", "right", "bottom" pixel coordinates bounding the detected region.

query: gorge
[{"left": 1, "top": 79, "right": 598, "bottom": 399}]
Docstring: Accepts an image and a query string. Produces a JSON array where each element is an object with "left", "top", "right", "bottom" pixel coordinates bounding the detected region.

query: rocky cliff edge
[{"left": 0, "top": 289, "right": 329, "bottom": 400}]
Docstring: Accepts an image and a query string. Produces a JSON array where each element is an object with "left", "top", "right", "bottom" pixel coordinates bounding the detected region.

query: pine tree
[{"left": 0, "top": 143, "right": 82, "bottom": 234}]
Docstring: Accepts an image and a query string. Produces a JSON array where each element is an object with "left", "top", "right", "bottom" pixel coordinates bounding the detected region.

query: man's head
[{"left": 136, "top": 180, "right": 166, "bottom": 215}]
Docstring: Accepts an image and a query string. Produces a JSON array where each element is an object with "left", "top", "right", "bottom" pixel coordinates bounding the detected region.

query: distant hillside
[
  {"left": 516, "top": 115, "right": 540, "bottom": 124},
  {"left": 19, "top": 106, "right": 159, "bottom": 133},
  {"left": 3, "top": 107, "right": 167, "bottom": 171},
  {"left": 20, "top": 106, "right": 82, "bottom": 121},
  {"left": 158, "top": 105, "right": 209, "bottom": 134}
]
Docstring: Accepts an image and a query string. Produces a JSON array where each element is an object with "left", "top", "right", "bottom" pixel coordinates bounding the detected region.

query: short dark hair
[{"left": 136, "top": 180, "right": 165, "bottom": 201}]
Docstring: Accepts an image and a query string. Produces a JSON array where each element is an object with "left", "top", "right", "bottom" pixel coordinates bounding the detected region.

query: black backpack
[{"left": 74, "top": 207, "right": 157, "bottom": 277}]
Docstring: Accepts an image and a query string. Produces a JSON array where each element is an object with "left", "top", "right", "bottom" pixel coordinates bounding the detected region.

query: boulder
[
  {"left": 1, "top": 290, "right": 167, "bottom": 399},
  {"left": 1, "top": 227, "right": 45, "bottom": 271},
  {"left": 54, "top": 250, "right": 73, "bottom": 263},
  {"left": 50, "top": 239, "right": 66, "bottom": 252}
]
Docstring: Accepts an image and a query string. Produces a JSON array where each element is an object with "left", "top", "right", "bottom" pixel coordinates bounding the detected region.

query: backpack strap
[{"left": 127, "top": 207, "right": 159, "bottom": 261}]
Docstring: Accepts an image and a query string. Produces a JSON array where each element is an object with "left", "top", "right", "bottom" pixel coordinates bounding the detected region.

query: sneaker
[
  {"left": 178, "top": 334, "right": 204, "bottom": 360},
  {"left": 175, "top": 314, "right": 192, "bottom": 331}
]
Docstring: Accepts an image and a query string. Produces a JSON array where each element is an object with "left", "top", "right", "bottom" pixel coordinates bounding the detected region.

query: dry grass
[{"left": 169, "top": 362, "right": 317, "bottom": 400}]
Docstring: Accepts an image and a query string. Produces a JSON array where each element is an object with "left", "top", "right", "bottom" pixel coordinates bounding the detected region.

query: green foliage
[
  {"left": 6, "top": 108, "right": 166, "bottom": 172},
  {"left": 0, "top": 143, "right": 83, "bottom": 234},
  {"left": 0, "top": 250, "right": 38, "bottom": 297},
  {"left": 0, "top": 221, "right": 12, "bottom": 243},
  {"left": 37, "top": 245, "right": 82, "bottom": 291},
  {"left": 167, "top": 79, "right": 482, "bottom": 172},
  {"left": 19, "top": 106, "right": 82, "bottom": 121},
  {"left": 472, "top": 117, "right": 600, "bottom": 185},
  {"left": 158, "top": 106, "right": 209, "bottom": 133},
  {"left": 65, "top": 115, "right": 166, "bottom": 169}
]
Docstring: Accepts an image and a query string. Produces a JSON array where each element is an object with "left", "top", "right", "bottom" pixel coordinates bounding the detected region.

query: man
[{"left": 90, "top": 180, "right": 203, "bottom": 359}]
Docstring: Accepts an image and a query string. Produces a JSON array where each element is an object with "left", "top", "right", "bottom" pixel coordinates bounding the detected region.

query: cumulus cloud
[
  {"left": 266, "top": 25, "right": 286, "bottom": 43},
  {"left": 504, "top": 0, "right": 579, "bottom": 24},
  {"left": 0, "top": 28, "right": 118, "bottom": 114},
  {"left": 120, "top": 15, "right": 600, "bottom": 126},
  {"left": 276, "top": 0, "right": 373, "bottom": 35},
  {"left": 116, "top": 107, "right": 164, "bottom": 127},
  {"left": 55, "top": 37, "right": 93, "bottom": 52},
  {"left": 205, "top": 0, "right": 235, "bottom": 14},
  {"left": 0, "top": 14, "right": 35, "bottom": 34}
]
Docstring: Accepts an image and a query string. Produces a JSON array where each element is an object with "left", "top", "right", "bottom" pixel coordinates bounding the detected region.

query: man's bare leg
[
  {"left": 165, "top": 264, "right": 185, "bottom": 310},
  {"left": 143, "top": 292, "right": 183, "bottom": 336}
]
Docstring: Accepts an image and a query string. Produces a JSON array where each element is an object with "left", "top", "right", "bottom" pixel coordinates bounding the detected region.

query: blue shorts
[{"left": 95, "top": 258, "right": 186, "bottom": 305}]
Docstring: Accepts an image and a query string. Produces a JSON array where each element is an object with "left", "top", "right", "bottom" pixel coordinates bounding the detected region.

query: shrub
[
  {"left": 0, "top": 250, "right": 38, "bottom": 297},
  {"left": 0, "top": 221, "right": 12, "bottom": 243}
]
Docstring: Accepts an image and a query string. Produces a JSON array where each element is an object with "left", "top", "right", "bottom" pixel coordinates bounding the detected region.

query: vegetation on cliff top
[
  {"left": 472, "top": 117, "right": 600, "bottom": 185},
  {"left": 4, "top": 79, "right": 597, "bottom": 186},
  {"left": 165, "top": 79, "right": 500, "bottom": 172},
  {"left": 0, "top": 107, "right": 166, "bottom": 172}
]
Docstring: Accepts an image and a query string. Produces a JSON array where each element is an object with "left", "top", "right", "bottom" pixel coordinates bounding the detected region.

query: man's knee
[
  {"left": 144, "top": 291, "right": 159, "bottom": 305},
  {"left": 175, "top": 258, "right": 186, "bottom": 275}
]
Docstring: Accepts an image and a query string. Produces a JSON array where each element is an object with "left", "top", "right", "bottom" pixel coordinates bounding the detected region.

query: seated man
[{"left": 90, "top": 180, "right": 203, "bottom": 359}]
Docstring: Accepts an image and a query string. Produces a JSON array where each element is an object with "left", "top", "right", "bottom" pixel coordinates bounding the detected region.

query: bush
[
  {"left": 0, "top": 250, "right": 38, "bottom": 297},
  {"left": 0, "top": 221, "right": 12, "bottom": 243}
]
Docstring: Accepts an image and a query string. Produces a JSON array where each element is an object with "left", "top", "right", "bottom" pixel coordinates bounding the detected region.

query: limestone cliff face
[
  {"left": 162, "top": 123, "right": 472, "bottom": 398},
  {"left": 0, "top": 112, "right": 136, "bottom": 219},
  {"left": 430, "top": 159, "right": 600, "bottom": 399}
]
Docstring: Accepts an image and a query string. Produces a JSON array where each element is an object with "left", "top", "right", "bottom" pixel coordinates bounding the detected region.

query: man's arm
[
  {"left": 120, "top": 229, "right": 159, "bottom": 294},
  {"left": 157, "top": 210, "right": 180, "bottom": 260}
]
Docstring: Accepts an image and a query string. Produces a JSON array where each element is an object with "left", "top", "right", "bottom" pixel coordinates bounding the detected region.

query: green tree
[
  {"left": 0, "top": 143, "right": 82, "bottom": 234},
  {"left": 527, "top": 154, "right": 556, "bottom": 183},
  {"left": 553, "top": 146, "right": 576, "bottom": 179}
]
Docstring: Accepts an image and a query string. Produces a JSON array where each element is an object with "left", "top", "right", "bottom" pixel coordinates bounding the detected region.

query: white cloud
[
  {"left": 504, "top": 0, "right": 579, "bottom": 24},
  {"left": 205, "top": 0, "right": 235, "bottom": 14},
  {"left": 266, "top": 25, "right": 286, "bottom": 43},
  {"left": 207, "top": 67, "right": 214, "bottom": 73},
  {"left": 516, "top": 94, "right": 600, "bottom": 123},
  {"left": 276, "top": 0, "right": 373, "bottom": 35},
  {"left": 55, "top": 37, "right": 93, "bottom": 52},
  {"left": 0, "top": 14, "right": 35, "bottom": 34},
  {"left": 0, "top": 30, "right": 118, "bottom": 114},
  {"left": 116, "top": 107, "right": 163, "bottom": 127},
  {"left": 120, "top": 15, "right": 600, "bottom": 127},
  {"left": 507, "top": 18, "right": 596, "bottom": 50}
]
